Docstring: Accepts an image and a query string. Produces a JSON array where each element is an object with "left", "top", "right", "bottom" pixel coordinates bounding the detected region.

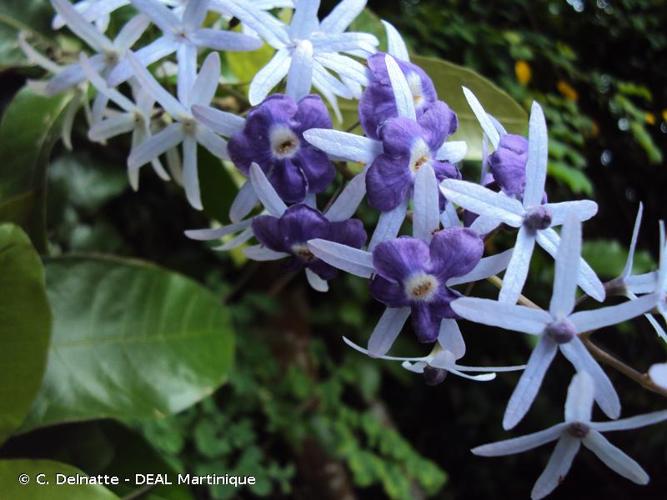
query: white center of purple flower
[
  {"left": 409, "top": 139, "right": 431, "bottom": 174},
  {"left": 270, "top": 125, "right": 300, "bottom": 159},
  {"left": 404, "top": 272, "right": 439, "bottom": 302},
  {"left": 523, "top": 205, "right": 552, "bottom": 231},
  {"left": 291, "top": 243, "right": 315, "bottom": 262},
  {"left": 568, "top": 422, "right": 590, "bottom": 438},
  {"left": 406, "top": 72, "right": 425, "bottom": 109},
  {"left": 545, "top": 318, "right": 576, "bottom": 344}
]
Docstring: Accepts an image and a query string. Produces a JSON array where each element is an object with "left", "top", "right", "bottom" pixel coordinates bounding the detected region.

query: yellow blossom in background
[
  {"left": 662, "top": 109, "right": 667, "bottom": 122},
  {"left": 590, "top": 121, "right": 599, "bottom": 138},
  {"left": 557, "top": 80, "right": 578, "bottom": 101},
  {"left": 645, "top": 113, "right": 656, "bottom": 125},
  {"left": 515, "top": 60, "right": 531, "bottom": 85}
]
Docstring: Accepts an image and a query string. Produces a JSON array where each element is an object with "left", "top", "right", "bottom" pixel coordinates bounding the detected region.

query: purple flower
[
  {"left": 360, "top": 52, "right": 438, "bottom": 140},
  {"left": 370, "top": 228, "right": 483, "bottom": 343},
  {"left": 228, "top": 94, "right": 335, "bottom": 204},
  {"left": 488, "top": 134, "right": 529, "bottom": 198},
  {"left": 365, "top": 101, "right": 460, "bottom": 212},
  {"left": 252, "top": 204, "right": 367, "bottom": 280}
]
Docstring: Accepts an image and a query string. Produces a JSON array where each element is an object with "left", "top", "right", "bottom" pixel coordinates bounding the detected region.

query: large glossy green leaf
[
  {"left": 23, "top": 255, "right": 234, "bottom": 430},
  {"left": 0, "top": 224, "right": 51, "bottom": 445},
  {"left": 0, "top": 87, "right": 74, "bottom": 251},
  {"left": 0, "top": 459, "right": 119, "bottom": 499},
  {"left": 411, "top": 55, "right": 528, "bottom": 160}
]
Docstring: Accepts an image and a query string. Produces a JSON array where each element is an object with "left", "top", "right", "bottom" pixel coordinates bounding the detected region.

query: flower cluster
[{"left": 26, "top": 1, "right": 667, "bottom": 497}]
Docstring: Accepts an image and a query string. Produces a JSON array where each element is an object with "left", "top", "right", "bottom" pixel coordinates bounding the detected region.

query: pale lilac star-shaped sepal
[
  {"left": 472, "top": 372, "right": 667, "bottom": 499},
  {"left": 452, "top": 215, "right": 659, "bottom": 429},
  {"left": 441, "top": 101, "right": 605, "bottom": 304}
]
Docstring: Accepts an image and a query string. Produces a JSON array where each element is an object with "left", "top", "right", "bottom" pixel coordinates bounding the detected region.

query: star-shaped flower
[
  {"left": 441, "top": 101, "right": 605, "bottom": 304},
  {"left": 108, "top": 0, "right": 262, "bottom": 90},
  {"left": 472, "top": 371, "right": 667, "bottom": 499},
  {"left": 307, "top": 229, "right": 513, "bottom": 355},
  {"left": 126, "top": 51, "right": 231, "bottom": 209},
  {"left": 305, "top": 54, "right": 467, "bottom": 249},
  {"left": 226, "top": 0, "right": 378, "bottom": 113},
  {"left": 452, "top": 215, "right": 659, "bottom": 429}
]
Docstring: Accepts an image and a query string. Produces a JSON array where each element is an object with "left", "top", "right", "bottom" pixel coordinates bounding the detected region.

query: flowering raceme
[{"left": 24, "top": 1, "right": 667, "bottom": 497}]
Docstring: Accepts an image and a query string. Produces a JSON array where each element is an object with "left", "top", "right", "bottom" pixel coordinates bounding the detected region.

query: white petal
[
  {"left": 130, "top": 0, "right": 181, "bottom": 34},
  {"left": 437, "top": 319, "right": 466, "bottom": 360},
  {"left": 564, "top": 371, "right": 595, "bottom": 423},
  {"left": 185, "top": 219, "right": 252, "bottom": 241},
  {"left": 440, "top": 179, "right": 524, "bottom": 227},
  {"left": 582, "top": 430, "right": 649, "bottom": 485},
  {"left": 623, "top": 203, "right": 644, "bottom": 278},
  {"left": 401, "top": 360, "right": 428, "bottom": 373},
  {"left": 215, "top": 226, "right": 254, "bottom": 251},
  {"left": 435, "top": 141, "right": 467, "bottom": 163},
  {"left": 109, "top": 36, "right": 177, "bottom": 85},
  {"left": 310, "top": 32, "right": 377, "bottom": 55},
  {"left": 223, "top": 0, "right": 289, "bottom": 48},
  {"left": 113, "top": 13, "right": 151, "bottom": 51},
  {"left": 182, "top": 0, "right": 208, "bottom": 31},
  {"left": 315, "top": 53, "right": 369, "bottom": 87},
  {"left": 325, "top": 170, "right": 367, "bottom": 222},
  {"left": 177, "top": 42, "right": 197, "bottom": 106},
  {"left": 128, "top": 123, "right": 184, "bottom": 168},
  {"left": 248, "top": 49, "right": 291, "bottom": 105},
  {"left": 649, "top": 363, "right": 667, "bottom": 389},
  {"left": 190, "top": 28, "right": 263, "bottom": 51},
  {"left": 503, "top": 336, "right": 558, "bottom": 430},
  {"left": 382, "top": 19, "right": 409, "bottom": 61},
  {"left": 569, "top": 294, "right": 657, "bottom": 333},
  {"left": 448, "top": 249, "right": 513, "bottom": 286},
  {"left": 286, "top": 40, "right": 314, "bottom": 101},
  {"left": 368, "top": 199, "right": 408, "bottom": 250},
  {"left": 303, "top": 129, "right": 382, "bottom": 163},
  {"left": 127, "top": 52, "right": 187, "bottom": 118},
  {"left": 488, "top": 114, "right": 508, "bottom": 137},
  {"left": 470, "top": 215, "right": 501, "bottom": 235},
  {"left": 461, "top": 86, "right": 500, "bottom": 149},
  {"left": 499, "top": 226, "right": 537, "bottom": 304},
  {"left": 549, "top": 214, "right": 581, "bottom": 317},
  {"left": 191, "top": 52, "right": 221, "bottom": 107},
  {"left": 182, "top": 135, "right": 203, "bottom": 210},
  {"left": 454, "top": 362, "right": 527, "bottom": 373},
  {"left": 367, "top": 307, "right": 411, "bottom": 357},
  {"left": 472, "top": 424, "right": 566, "bottom": 457},
  {"left": 192, "top": 105, "right": 245, "bottom": 137},
  {"left": 311, "top": 62, "right": 354, "bottom": 100},
  {"left": 441, "top": 201, "right": 462, "bottom": 229},
  {"left": 448, "top": 369, "right": 496, "bottom": 382},
  {"left": 196, "top": 127, "right": 229, "bottom": 159},
  {"left": 342, "top": 336, "right": 428, "bottom": 362},
  {"left": 244, "top": 245, "right": 289, "bottom": 261},
  {"left": 307, "top": 239, "right": 374, "bottom": 278},
  {"left": 624, "top": 272, "right": 657, "bottom": 294},
  {"left": 531, "top": 435, "right": 581, "bottom": 500},
  {"left": 51, "top": 0, "right": 113, "bottom": 52},
  {"left": 592, "top": 410, "right": 667, "bottom": 433},
  {"left": 288, "top": 0, "right": 320, "bottom": 39},
  {"left": 536, "top": 227, "right": 606, "bottom": 302},
  {"left": 320, "top": 0, "right": 366, "bottom": 33},
  {"left": 305, "top": 268, "right": 329, "bottom": 292},
  {"left": 229, "top": 181, "right": 258, "bottom": 223},
  {"left": 523, "top": 101, "right": 548, "bottom": 208},
  {"left": 658, "top": 221, "right": 667, "bottom": 292},
  {"left": 311, "top": 74, "right": 342, "bottom": 122},
  {"left": 89, "top": 114, "right": 135, "bottom": 141},
  {"left": 249, "top": 162, "right": 287, "bottom": 216},
  {"left": 547, "top": 200, "right": 598, "bottom": 226},
  {"left": 451, "top": 297, "right": 551, "bottom": 335},
  {"left": 412, "top": 163, "right": 440, "bottom": 242},
  {"left": 385, "top": 54, "right": 416, "bottom": 120},
  {"left": 560, "top": 337, "right": 620, "bottom": 420}
]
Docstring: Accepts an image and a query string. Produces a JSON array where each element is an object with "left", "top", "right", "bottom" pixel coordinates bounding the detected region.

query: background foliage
[{"left": 0, "top": 0, "right": 666, "bottom": 499}]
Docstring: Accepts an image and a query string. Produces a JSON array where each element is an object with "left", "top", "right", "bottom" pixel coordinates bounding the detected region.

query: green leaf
[
  {"left": 198, "top": 148, "right": 240, "bottom": 224},
  {"left": 411, "top": 55, "right": 528, "bottom": 160},
  {"left": 0, "top": 459, "right": 118, "bottom": 499},
  {"left": 0, "top": 224, "right": 51, "bottom": 445},
  {"left": 582, "top": 239, "right": 655, "bottom": 279},
  {"left": 0, "top": 87, "right": 74, "bottom": 251},
  {"left": 225, "top": 43, "right": 275, "bottom": 85},
  {"left": 23, "top": 255, "right": 234, "bottom": 430},
  {"left": 547, "top": 161, "right": 593, "bottom": 195}
]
